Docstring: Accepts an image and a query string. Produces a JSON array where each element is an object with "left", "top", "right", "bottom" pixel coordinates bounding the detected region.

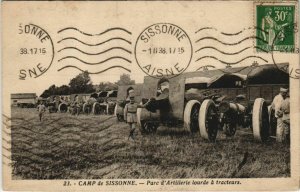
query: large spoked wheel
[
  {"left": 140, "top": 121, "right": 158, "bottom": 134},
  {"left": 58, "top": 103, "right": 68, "bottom": 113},
  {"left": 223, "top": 114, "right": 237, "bottom": 137},
  {"left": 137, "top": 103, "right": 142, "bottom": 127},
  {"left": 268, "top": 106, "right": 277, "bottom": 136},
  {"left": 184, "top": 100, "right": 201, "bottom": 133},
  {"left": 199, "top": 99, "right": 219, "bottom": 141},
  {"left": 92, "top": 102, "right": 101, "bottom": 115},
  {"left": 114, "top": 104, "right": 118, "bottom": 116},
  {"left": 83, "top": 103, "right": 91, "bottom": 114},
  {"left": 252, "top": 98, "right": 270, "bottom": 142}
]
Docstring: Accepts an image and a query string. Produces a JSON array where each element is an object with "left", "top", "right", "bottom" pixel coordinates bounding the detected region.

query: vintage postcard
[{"left": 1, "top": 0, "right": 300, "bottom": 191}]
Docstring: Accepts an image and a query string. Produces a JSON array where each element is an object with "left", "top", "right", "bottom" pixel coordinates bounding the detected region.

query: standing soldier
[
  {"left": 271, "top": 87, "right": 288, "bottom": 142},
  {"left": 281, "top": 92, "right": 290, "bottom": 144},
  {"left": 37, "top": 101, "right": 46, "bottom": 122},
  {"left": 124, "top": 90, "right": 150, "bottom": 141}
]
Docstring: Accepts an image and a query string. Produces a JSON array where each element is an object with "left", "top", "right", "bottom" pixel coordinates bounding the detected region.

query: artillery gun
[
  {"left": 97, "top": 90, "right": 118, "bottom": 115},
  {"left": 136, "top": 64, "right": 289, "bottom": 142},
  {"left": 47, "top": 95, "right": 68, "bottom": 113},
  {"left": 80, "top": 90, "right": 118, "bottom": 115},
  {"left": 68, "top": 94, "right": 89, "bottom": 115}
]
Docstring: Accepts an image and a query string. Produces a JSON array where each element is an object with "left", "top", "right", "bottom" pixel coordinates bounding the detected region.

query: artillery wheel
[
  {"left": 224, "top": 121, "right": 237, "bottom": 137},
  {"left": 92, "top": 102, "right": 101, "bottom": 115},
  {"left": 114, "top": 104, "right": 118, "bottom": 116},
  {"left": 252, "top": 98, "right": 270, "bottom": 142},
  {"left": 137, "top": 103, "right": 142, "bottom": 126},
  {"left": 82, "top": 103, "right": 87, "bottom": 114},
  {"left": 82, "top": 103, "right": 92, "bottom": 114},
  {"left": 58, "top": 103, "right": 68, "bottom": 113},
  {"left": 184, "top": 100, "right": 201, "bottom": 133},
  {"left": 268, "top": 106, "right": 277, "bottom": 136},
  {"left": 199, "top": 99, "right": 219, "bottom": 141},
  {"left": 105, "top": 104, "right": 110, "bottom": 115},
  {"left": 140, "top": 121, "right": 158, "bottom": 134}
]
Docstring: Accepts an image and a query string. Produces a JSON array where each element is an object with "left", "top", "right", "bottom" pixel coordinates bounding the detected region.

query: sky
[{"left": 2, "top": 1, "right": 298, "bottom": 97}]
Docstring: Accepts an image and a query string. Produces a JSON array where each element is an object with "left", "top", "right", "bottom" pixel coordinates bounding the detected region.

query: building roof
[{"left": 11, "top": 93, "right": 37, "bottom": 99}]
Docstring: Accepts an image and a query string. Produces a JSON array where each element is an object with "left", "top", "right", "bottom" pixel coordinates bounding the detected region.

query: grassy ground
[{"left": 9, "top": 107, "right": 290, "bottom": 179}]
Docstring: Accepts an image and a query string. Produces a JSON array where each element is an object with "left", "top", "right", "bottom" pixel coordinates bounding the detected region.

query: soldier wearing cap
[
  {"left": 124, "top": 90, "right": 149, "bottom": 141},
  {"left": 37, "top": 101, "right": 46, "bottom": 122},
  {"left": 280, "top": 92, "right": 290, "bottom": 144},
  {"left": 271, "top": 87, "right": 288, "bottom": 142}
]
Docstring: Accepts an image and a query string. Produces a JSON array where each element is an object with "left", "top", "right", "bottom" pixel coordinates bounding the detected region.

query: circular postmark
[
  {"left": 134, "top": 23, "right": 193, "bottom": 79},
  {"left": 271, "top": 22, "right": 300, "bottom": 79},
  {"left": 18, "top": 23, "right": 54, "bottom": 80}
]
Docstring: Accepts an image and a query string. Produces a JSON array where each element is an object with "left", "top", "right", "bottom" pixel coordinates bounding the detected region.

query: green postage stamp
[{"left": 256, "top": 4, "right": 296, "bottom": 52}]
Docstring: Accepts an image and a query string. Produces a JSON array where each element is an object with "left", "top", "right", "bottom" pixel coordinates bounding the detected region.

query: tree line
[{"left": 40, "top": 71, "right": 135, "bottom": 98}]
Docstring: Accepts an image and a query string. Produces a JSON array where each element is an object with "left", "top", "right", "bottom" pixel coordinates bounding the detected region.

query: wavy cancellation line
[
  {"left": 195, "top": 55, "right": 268, "bottom": 65},
  {"left": 58, "top": 56, "right": 131, "bottom": 65},
  {"left": 195, "top": 26, "right": 268, "bottom": 36},
  {"left": 57, "top": 37, "right": 132, "bottom": 46},
  {"left": 12, "top": 116, "right": 114, "bottom": 132},
  {"left": 195, "top": 36, "right": 267, "bottom": 46},
  {"left": 58, "top": 65, "right": 131, "bottom": 74},
  {"left": 58, "top": 47, "right": 132, "bottom": 55},
  {"left": 58, "top": 27, "right": 132, "bottom": 36},
  {"left": 13, "top": 121, "right": 115, "bottom": 138},
  {"left": 195, "top": 46, "right": 269, "bottom": 55}
]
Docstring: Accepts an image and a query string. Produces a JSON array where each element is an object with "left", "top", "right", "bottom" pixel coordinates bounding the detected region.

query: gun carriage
[
  {"left": 81, "top": 90, "right": 118, "bottom": 115},
  {"left": 47, "top": 95, "right": 69, "bottom": 113},
  {"left": 137, "top": 64, "right": 289, "bottom": 142}
]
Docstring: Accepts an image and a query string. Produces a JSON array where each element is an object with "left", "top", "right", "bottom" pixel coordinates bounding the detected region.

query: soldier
[
  {"left": 124, "top": 90, "right": 150, "bottom": 141},
  {"left": 271, "top": 87, "right": 288, "bottom": 142},
  {"left": 281, "top": 93, "right": 290, "bottom": 144},
  {"left": 37, "top": 101, "right": 46, "bottom": 122},
  {"left": 75, "top": 102, "right": 81, "bottom": 116}
]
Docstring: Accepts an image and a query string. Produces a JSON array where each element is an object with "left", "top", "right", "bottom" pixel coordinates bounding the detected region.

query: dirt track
[{"left": 9, "top": 107, "right": 290, "bottom": 179}]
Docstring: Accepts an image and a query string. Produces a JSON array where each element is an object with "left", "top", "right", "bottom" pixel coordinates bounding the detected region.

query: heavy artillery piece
[
  {"left": 81, "top": 90, "right": 118, "bottom": 115},
  {"left": 68, "top": 94, "right": 90, "bottom": 115},
  {"left": 47, "top": 95, "right": 69, "bottom": 113},
  {"left": 137, "top": 64, "right": 289, "bottom": 142}
]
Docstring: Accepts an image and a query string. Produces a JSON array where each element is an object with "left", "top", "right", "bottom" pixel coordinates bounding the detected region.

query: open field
[{"left": 8, "top": 107, "right": 290, "bottom": 179}]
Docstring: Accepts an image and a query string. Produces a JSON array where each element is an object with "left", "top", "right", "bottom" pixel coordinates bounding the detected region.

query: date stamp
[
  {"left": 18, "top": 23, "right": 54, "bottom": 80},
  {"left": 134, "top": 23, "right": 193, "bottom": 79}
]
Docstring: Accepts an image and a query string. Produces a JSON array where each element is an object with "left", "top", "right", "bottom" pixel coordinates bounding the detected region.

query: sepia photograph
[{"left": 2, "top": 1, "right": 299, "bottom": 191}]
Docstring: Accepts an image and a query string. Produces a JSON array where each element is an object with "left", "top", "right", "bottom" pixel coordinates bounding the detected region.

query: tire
[
  {"left": 106, "top": 104, "right": 109, "bottom": 115},
  {"left": 137, "top": 103, "right": 142, "bottom": 127},
  {"left": 114, "top": 104, "right": 118, "bottom": 116},
  {"left": 83, "top": 103, "right": 90, "bottom": 114},
  {"left": 92, "top": 102, "right": 101, "bottom": 115},
  {"left": 58, "top": 103, "right": 68, "bottom": 113},
  {"left": 224, "top": 121, "right": 237, "bottom": 137},
  {"left": 252, "top": 98, "right": 270, "bottom": 142},
  {"left": 268, "top": 106, "right": 277, "bottom": 136},
  {"left": 140, "top": 121, "right": 158, "bottom": 134},
  {"left": 223, "top": 112, "right": 237, "bottom": 137},
  {"left": 184, "top": 100, "right": 201, "bottom": 133},
  {"left": 199, "top": 99, "right": 219, "bottom": 141}
]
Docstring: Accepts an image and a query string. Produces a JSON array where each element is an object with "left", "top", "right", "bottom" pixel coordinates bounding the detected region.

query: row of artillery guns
[
  {"left": 45, "top": 90, "right": 118, "bottom": 115},
  {"left": 115, "top": 64, "right": 289, "bottom": 142}
]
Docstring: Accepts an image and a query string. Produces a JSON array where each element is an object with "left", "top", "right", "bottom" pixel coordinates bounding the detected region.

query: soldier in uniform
[
  {"left": 124, "top": 90, "right": 150, "bottom": 141},
  {"left": 280, "top": 93, "right": 290, "bottom": 144},
  {"left": 37, "top": 101, "right": 46, "bottom": 122},
  {"left": 271, "top": 87, "right": 288, "bottom": 142}
]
